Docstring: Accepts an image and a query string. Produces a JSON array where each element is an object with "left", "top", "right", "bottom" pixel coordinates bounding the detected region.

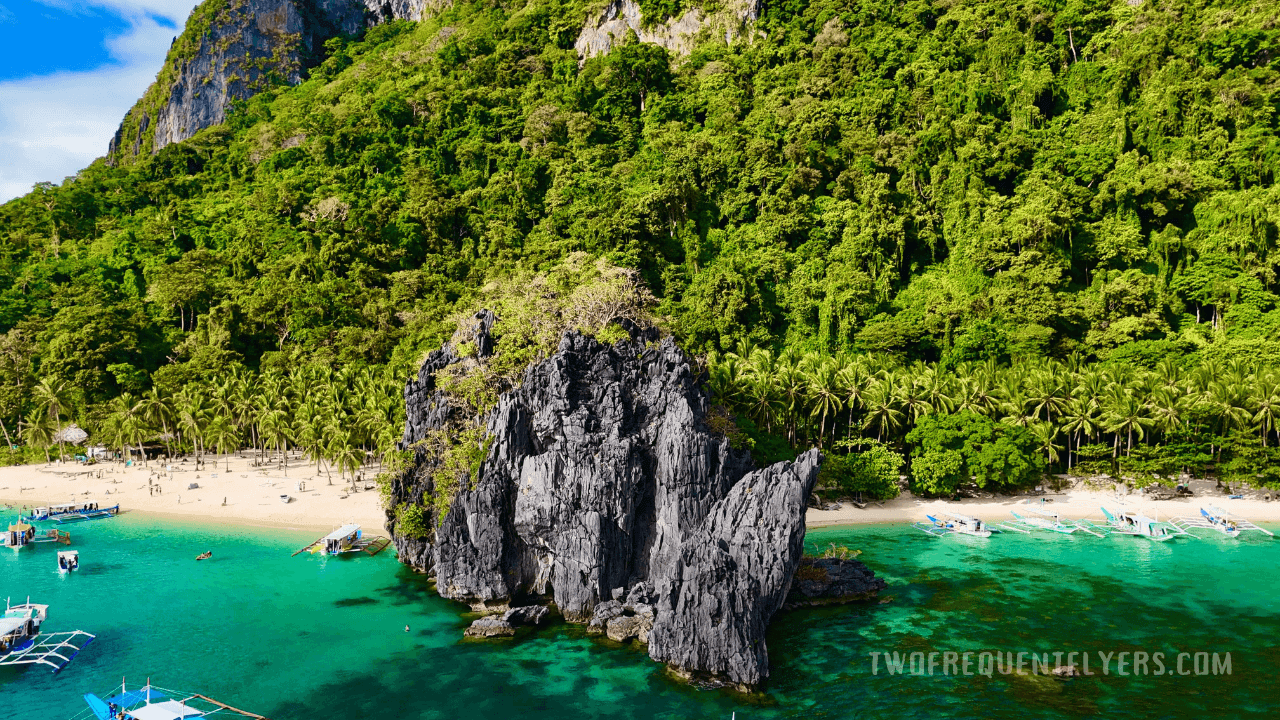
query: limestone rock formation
[
  {"left": 387, "top": 317, "right": 832, "bottom": 686},
  {"left": 574, "top": 0, "right": 762, "bottom": 60},
  {"left": 109, "top": 0, "right": 447, "bottom": 162},
  {"left": 785, "top": 557, "right": 887, "bottom": 608},
  {"left": 647, "top": 450, "right": 821, "bottom": 688},
  {"left": 464, "top": 614, "right": 514, "bottom": 638}
]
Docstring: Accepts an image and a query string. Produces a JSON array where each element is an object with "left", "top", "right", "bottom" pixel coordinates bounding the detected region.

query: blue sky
[{"left": 0, "top": 1, "right": 200, "bottom": 202}]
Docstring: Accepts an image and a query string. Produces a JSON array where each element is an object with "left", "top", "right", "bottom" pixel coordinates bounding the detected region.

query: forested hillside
[{"left": 2, "top": 0, "right": 1278, "bottom": 487}]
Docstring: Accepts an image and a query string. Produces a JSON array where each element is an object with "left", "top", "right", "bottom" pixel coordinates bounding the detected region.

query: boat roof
[
  {"left": 8, "top": 522, "right": 32, "bottom": 531},
  {"left": 126, "top": 700, "right": 205, "bottom": 720},
  {"left": 324, "top": 524, "right": 361, "bottom": 541},
  {"left": 941, "top": 512, "right": 980, "bottom": 523},
  {"left": 0, "top": 616, "right": 30, "bottom": 636},
  {"left": 59, "top": 550, "right": 79, "bottom": 557}
]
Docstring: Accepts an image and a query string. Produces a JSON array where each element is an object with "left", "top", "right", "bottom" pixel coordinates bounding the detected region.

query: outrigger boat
[
  {"left": 1170, "top": 506, "right": 1276, "bottom": 539},
  {"left": 913, "top": 512, "right": 994, "bottom": 538},
  {"left": 292, "top": 523, "right": 391, "bottom": 557},
  {"left": 998, "top": 503, "right": 1108, "bottom": 537},
  {"left": 1101, "top": 507, "right": 1188, "bottom": 542},
  {"left": 25, "top": 502, "right": 119, "bottom": 523},
  {"left": 58, "top": 550, "right": 80, "bottom": 573},
  {"left": 77, "top": 680, "right": 270, "bottom": 719},
  {"left": 0, "top": 597, "right": 95, "bottom": 672},
  {"left": 4, "top": 518, "right": 72, "bottom": 550}
]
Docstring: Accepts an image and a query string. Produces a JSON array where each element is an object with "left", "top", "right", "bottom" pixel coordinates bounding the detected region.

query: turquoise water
[{"left": 2, "top": 514, "right": 1278, "bottom": 719}]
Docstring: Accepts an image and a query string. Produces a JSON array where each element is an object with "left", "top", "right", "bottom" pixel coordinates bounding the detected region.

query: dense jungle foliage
[{"left": 1, "top": 0, "right": 1278, "bottom": 491}]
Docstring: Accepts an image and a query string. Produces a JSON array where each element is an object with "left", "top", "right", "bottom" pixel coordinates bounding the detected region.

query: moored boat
[
  {"left": 914, "top": 512, "right": 994, "bottom": 538},
  {"left": 79, "top": 680, "right": 270, "bottom": 719},
  {"left": 1102, "top": 507, "right": 1188, "bottom": 542},
  {"left": 1170, "top": 506, "right": 1276, "bottom": 539},
  {"left": 4, "top": 519, "right": 37, "bottom": 550},
  {"left": 24, "top": 502, "right": 119, "bottom": 523},
  {"left": 291, "top": 523, "right": 391, "bottom": 557}
]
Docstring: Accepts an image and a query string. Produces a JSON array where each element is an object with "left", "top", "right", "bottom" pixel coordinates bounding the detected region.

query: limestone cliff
[
  {"left": 387, "top": 316, "right": 831, "bottom": 687},
  {"left": 107, "top": 0, "right": 441, "bottom": 163},
  {"left": 573, "top": 0, "right": 761, "bottom": 60}
]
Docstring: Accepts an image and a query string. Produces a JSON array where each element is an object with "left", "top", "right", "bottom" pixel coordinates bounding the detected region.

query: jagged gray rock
[
  {"left": 502, "top": 605, "right": 550, "bottom": 627},
  {"left": 785, "top": 557, "right": 887, "bottom": 609},
  {"left": 647, "top": 450, "right": 822, "bottom": 688},
  {"left": 464, "top": 615, "right": 514, "bottom": 638},
  {"left": 388, "top": 320, "right": 831, "bottom": 686}
]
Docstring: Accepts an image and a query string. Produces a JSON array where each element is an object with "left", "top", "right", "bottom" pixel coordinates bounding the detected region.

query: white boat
[
  {"left": 24, "top": 502, "right": 119, "bottom": 523},
  {"left": 0, "top": 600, "right": 46, "bottom": 656},
  {"left": 81, "top": 680, "right": 268, "bottom": 719},
  {"left": 914, "top": 512, "right": 993, "bottom": 538},
  {"left": 1102, "top": 507, "right": 1188, "bottom": 542},
  {"left": 279, "top": 495, "right": 292, "bottom": 504},
  {"left": 58, "top": 550, "right": 79, "bottom": 573},
  {"left": 292, "top": 523, "right": 390, "bottom": 557},
  {"left": 0, "top": 597, "right": 94, "bottom": 672},
  {"left": 1170, "top": 506, "right": 1276, "bottom": 538},
  {"left": 1010, "top": 509, "right": 1077, "bottom": 534}
]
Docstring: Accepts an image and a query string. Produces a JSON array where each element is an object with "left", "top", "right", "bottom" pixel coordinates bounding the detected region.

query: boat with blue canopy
[
  {"left": 74, "top": 680, "right": 269, "bottom": 720},
  {"left": 24, "top": 501, "right": 119, "bottom": 523}
]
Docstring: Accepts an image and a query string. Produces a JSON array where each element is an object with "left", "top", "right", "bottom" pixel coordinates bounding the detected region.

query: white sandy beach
[
  {"left": 805, "top": 476, "right": 1280, "bottom": 528},
  {"left": 5, "top": 454, "right": 1279, "bottom": 534},
  {"left": 0, "top": 451, "right": 387, "bottom": 533}
]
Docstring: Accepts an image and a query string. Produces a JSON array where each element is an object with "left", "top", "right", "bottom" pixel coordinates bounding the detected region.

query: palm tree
[
  {"left": 205, "top": 413, "right": 240, "bottom": 472},
  {"left": 138, "top": 387, "right": 175, "bottom": 458},
  {"left": 836, "top": 359, "right": 868, "bottom": 437},
  {"left": 1103, "top": 388, "right": 1153, "bottom": 457},
  {"left": 1251, "top": 374, "right": 1280, "bottom": 446},
  {"left": 743, "top": 375, "right": 781, "bottom": 432},
  {"left": 19, "top": 413, "right": 55, "bottom": 463},
  {"left": 1030, "top": 421, "right": 1062, "bottom": 467},
  {"left": 862, "top": 383, "right": 904, "bottom": 443},
  {"left": 805, "top": 360, "right": 843, "bottom": 447},
  {"left": 105, "top": 393, "right": 148, "bottom": 463},
  {"left": 32, "top": 378, "right": 71, "bottom": 460}
]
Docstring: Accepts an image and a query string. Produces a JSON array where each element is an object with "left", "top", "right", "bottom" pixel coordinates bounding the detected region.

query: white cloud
[{"left": 0, "top": 2, "right": 200, "bottom": 202}]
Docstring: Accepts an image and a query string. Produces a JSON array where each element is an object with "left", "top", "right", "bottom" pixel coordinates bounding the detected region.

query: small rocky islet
[{"left": 385, "top": 313, "right": 884, "bottom": 689}]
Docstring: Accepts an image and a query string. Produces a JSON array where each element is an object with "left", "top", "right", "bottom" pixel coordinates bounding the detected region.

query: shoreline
[
  {"left": 804, "top": 476, "right": 1280, "bottom": 529},
  {"left": 0, "top": 453, "right": 387, "bottom": 534},
  {"left": 7, "top": 458, "right": 1279, "bottom": 534}
]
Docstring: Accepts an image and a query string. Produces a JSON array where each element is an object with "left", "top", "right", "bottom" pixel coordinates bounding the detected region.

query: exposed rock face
[
  {"left": 647, "top": 451, "right": 821, "bottom": 687},
  {"left": 109, "top": 0, "right": 447, "bottom": 161},
  {"left": 785, "top": 557, "right": 887, "bottom": 608},
  {"left": 388, "top": 319, "right": 825, "bottom": 686},
  {"left": 574, "top": 0, "right": 762, "bottom": 60},
  {"left": 464, "top": 614, "right": 515, "bottom": 637}
]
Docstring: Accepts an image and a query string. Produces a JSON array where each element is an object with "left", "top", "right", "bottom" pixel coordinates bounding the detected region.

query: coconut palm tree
[
  {"left": 138, "top": 387, "right": 175, "bottom": 458},
  {"left": 805, "top": 360, "right": 844, "bottom": 447},
  {"left": 32, "top": 377, "right": 71, "bottom": 460},
  {"left": 205, "top": 413, "right": 240, "bottom": 472},
  {"left": 19, "top": 413, "right": 56, "bottom": 463},
  {"left": 862, "top": 382, "right": 904, "bottom": 443},
  {"left": 105, "top": 393, "right": 148, "bottom": 463}
]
